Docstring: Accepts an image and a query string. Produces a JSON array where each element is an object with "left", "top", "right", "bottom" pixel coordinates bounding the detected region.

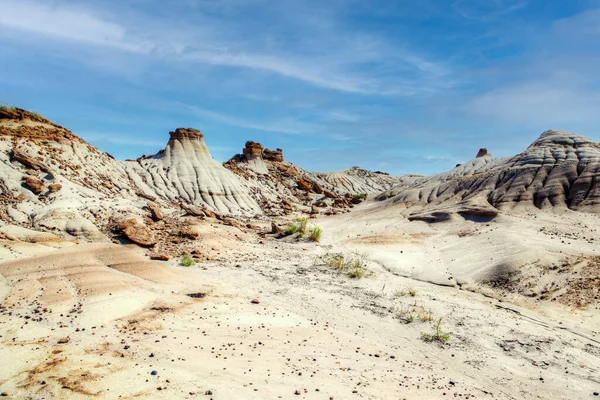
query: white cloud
[
  {"left": 182, "top": 103, "right": 317, "bottom": 135},
  {"left": 0, "top": 0, "right": 451, "bottom": 95}
]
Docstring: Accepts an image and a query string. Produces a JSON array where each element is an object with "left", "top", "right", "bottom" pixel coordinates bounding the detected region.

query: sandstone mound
[
  {"left": 124, "top": 128, "right": 260, "bottom": 215},
  {"left": 377, "top": 130, "right": 600, "bottom": 218}
]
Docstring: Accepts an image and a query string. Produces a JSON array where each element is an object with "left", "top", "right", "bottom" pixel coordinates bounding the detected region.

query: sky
[{"left": 1, "top": 0, "right": 600, "bottom": 175}]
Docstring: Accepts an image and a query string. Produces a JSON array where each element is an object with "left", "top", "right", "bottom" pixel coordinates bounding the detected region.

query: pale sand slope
[{"left": 1, "top": 219, "right": 599, "bottom": 399}]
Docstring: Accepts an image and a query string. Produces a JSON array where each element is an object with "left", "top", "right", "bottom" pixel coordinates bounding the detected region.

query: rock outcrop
[
  {"left": 263, "top": 148, "right": 284, "bottom": 162},
  {"left": 241, "top": 141, "right": 269, "bottom": 174},
  {"left": 476, "top": 148, "right": 492, "bottom": 158},
  {"left": 225, "top": 143, "right": 403, "bottom": 216},
  {"left": 377, "top": 130, "right": 600, "bottom": 217}
]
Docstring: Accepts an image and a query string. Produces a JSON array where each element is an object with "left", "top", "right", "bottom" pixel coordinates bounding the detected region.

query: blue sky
[{"left": 1, "top": 0, "right": 600, "bottom": 175}]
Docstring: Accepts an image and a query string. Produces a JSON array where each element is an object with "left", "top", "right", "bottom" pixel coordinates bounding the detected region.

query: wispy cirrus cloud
[{"left": 0, "top": 0, "right": 451, "bottom": 95}]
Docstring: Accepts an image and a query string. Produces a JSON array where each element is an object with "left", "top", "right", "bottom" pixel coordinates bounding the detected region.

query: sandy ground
[{"left": 0, "top": 204, "right": 599, "bottom": 399}]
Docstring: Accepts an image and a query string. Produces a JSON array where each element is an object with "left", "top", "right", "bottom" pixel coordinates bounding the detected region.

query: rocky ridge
[
  {"left": 376, "top": 129, "right": 600, "bottom": 220},
  {"left": 225, "top": 143, "right": 404, "bottom": 216}
]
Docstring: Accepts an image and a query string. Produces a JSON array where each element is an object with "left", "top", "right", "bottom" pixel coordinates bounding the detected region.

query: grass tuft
[
  {"left": 317, "top": 251, "right": 368, "bottom": 278},
  {"left": 421, "top": 317, "right": 451, "bottom": 343},
  {"left": 180, "top": 254, "right": 195, "bottom": 267},
  {"left": 309, "top": 225, "right": 322, "bottom": 242}
]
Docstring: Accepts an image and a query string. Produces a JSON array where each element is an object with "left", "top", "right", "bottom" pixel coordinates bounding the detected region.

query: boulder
[
  {"left": 323, "top": 190, "right": 337, "bottom": 199},
  {"left": 312, "top": 181, "right": 324, "bottom": 194},
  {"left": 48, "top": 183, "right": 62, "bottom": 193},
  {"left": 10, "top": 150, "right": 50, "bottom": 172},
  {"left": 147, "top": 202, "right": 164, "bottom": 221},
  {"left": 297, "top": 178, "right": 313, "bottom": 192},
  {"left": 122, "top": 224, "right": 157, "bottom": 247},
  {"left": 271, "top": 222, "right": 283, "bottom": 235},
  {"left": 21, "top": 175, "right": 45, "bottom": 195}
]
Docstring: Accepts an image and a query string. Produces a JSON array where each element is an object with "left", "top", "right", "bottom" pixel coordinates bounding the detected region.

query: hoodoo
[
  {"left": 242, "top": 141, "right": 269, "bottom": 174},
  {"left": 125, "top": 128, "right": 261, "bottom": 215}
]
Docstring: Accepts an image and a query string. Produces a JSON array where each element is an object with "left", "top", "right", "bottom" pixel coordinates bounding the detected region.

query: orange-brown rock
[
  {"left": 122, "top": 224, "right": 157, "bottom": 247},
  {"left": 271, "top": 222, "right": 283, "bottom": 235},
  {"left": 263, "top": 148, "right": 284, "bottom": 162},
  {"left": 312, "top": 182, "right": 324, "bottom": 194},
  {"left": 168, "top": 127, "right": 203, "bottom": 140},
  {"left": 297, "top": 178, "right": 313, "bottom": 192},
  {"left": 202, "top": 208, "right": 217, "bottom": 219},
  {"left": 48, "top": 183, "right": 62, "bottom": 193},
  {"left": 21, "top": 175, "right": 45, "bottom": 195},
  {"left": 116, "top": 218, "right": 137, "bottom": 231},
  {"left": 10, "top": 150, "right": 50, "bottom": 172},
  {"left": 150, "top": 253, "right": 170, "bottom": 261},
  {"left": 243, "top": 141, "right": 263, "bottom": 157},
  {"left": 147, "top": 202, "right": 163, "bottom": 221},
  {"left": 324, "top": 190, "right": 337, "bottom": 199},
  {"left": 175, "top": 227, "right": 199, "bottom": 240},
  {"left": 222, "top": 218, "right": 242, "bottom": 228},
  {"left": 278, "top": 163, "right": 297, "bottom": 177},
  {"left": 180, "top": 203, "right": 206, "bottom": 218}
]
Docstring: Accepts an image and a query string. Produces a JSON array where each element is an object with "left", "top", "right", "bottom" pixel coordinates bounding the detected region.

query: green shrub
[
  {"left": 354, "top": 193, "right": 367, "bottom": 200},
  {"left": 180, "top": 254, "right": 195, "bottom": 267},
  {"left": 421, "top": 317, "right": 451, "bottom": 343},
  {"left": 285, "top": 224, "right": 298, "bottom": 235},
  {"left": 296, "top": 216, "right": 308, "bottom": 233},
  {"left": 309, "top": 226, "right": 322, "bottom": 242}
]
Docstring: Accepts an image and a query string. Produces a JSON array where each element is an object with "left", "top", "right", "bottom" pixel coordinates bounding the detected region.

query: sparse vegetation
[
  {"left": 309, "top": 225, "right": 322, "bottom": 242},
  {"left": 317, "top": 251, "right": 368, "bottom": 278},
  {"left": 284, "top": 215, "right": 322, "bottom": 242},
  {"left": 394, "top": 288, "right": 417, "bottom": 297},
  {"left": 421, "top": 317, "right": 451, "bottom": 343},
  {"left": 0, "top": 103, "right": 44, "bottom": 119},
  {"left": 354, "top": 193, "right": 367, "bottom": 200},
  {"left": 180, "top": 254, "right": 195, "bottom": 267},
  {"left": 394, "top": 301, "right": 434, "bottom": 324}
]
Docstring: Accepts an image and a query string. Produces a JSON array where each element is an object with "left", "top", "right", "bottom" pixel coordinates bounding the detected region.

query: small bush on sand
[
  {"left": 180, "top": 254, "right": 195, "bottom": 267},
  {"left": 309, "top": 226, "right": 322, "bottom": 242},
  {"left": 421, "top": 317, "right": 451, "bottom": 343},
  {"left": 354, "top": 193, "right": 367, "bottom": 200},
  {"left": 297, "top": 216, "right": 308, "bottom": 233},
  {"left": 394, "top": 288, "right": 417, "bottom": 297},
  {"left": 318, "top": 251, "right": 368, "bottom": 278}
]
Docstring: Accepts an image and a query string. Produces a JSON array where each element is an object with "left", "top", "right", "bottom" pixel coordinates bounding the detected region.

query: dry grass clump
[
  {"left": 308, "top": 225, "right": 322, "bottom": 242},
  {"left": 285, "top": 215, "right": 322, "bottom": 242},
  {"left": 393, "top": 301, "right": 435, "bottom": 324},
  {"left": 394, "top": 288, "right": 417, "bottom": 297},
  {"left": 315, "top": 251, "right": 369, "bottom": 278}
]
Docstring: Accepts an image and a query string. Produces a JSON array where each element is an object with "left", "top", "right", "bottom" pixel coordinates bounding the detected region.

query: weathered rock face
[
  {"left": 241, "top": 141, "right": 269, "bottom": 174},
  {"left": 123, "top": 128, "right": 261, "bottom": 215},
  {"left": 168, "top": 127, "right": 203, "bottom": 140},
  {"left": 243, "top": 141, "right": 263, "bottom": 157},
  {"left": 263, "top": 148, "right": 284, "bottom": 162},
  {"left": 476, "top": 148, "right": 492, "bottom": 158},
  {"left": 377, "top": 130, "right": 600, "bottom": 216},
  {"left": 0, "top": 107, "right": 137, "bottom": 242}
]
